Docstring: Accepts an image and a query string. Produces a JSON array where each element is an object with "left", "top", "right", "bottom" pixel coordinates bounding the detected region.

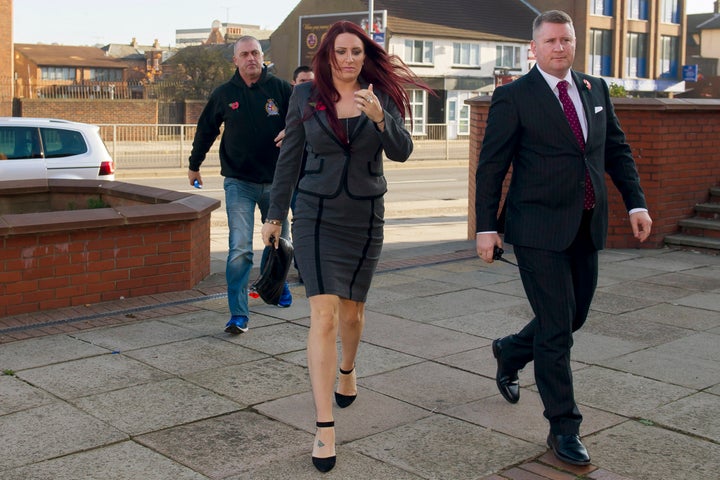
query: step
[
  {"left": 664, "top": 233, "right": 720, "bottom": 251},
  {"left": 696, "top": 203, "right": 720, "bottom": 219},
  {"left": 678, "top": 217, "right": 720, "bottom": 231}
]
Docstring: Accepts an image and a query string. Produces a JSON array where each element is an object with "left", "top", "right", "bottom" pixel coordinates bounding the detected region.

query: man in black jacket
[{"left": 188, "top": 36, "right": 294, "bottom": 334}]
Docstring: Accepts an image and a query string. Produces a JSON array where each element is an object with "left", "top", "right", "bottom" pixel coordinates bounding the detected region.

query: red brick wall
[
  {"left": 0, "top": 0, "right": 13, "bottom": 116},
  {"left": 17, "top": 99, "right": 158, "bottom": 124},
  {"left": 185, "top": 100, "right": 207, "bottom": 125},
  {"left": 0, "top": 215, "right": 211, "bottom": 317},
  {"left": 467, "top": 97, "right": 720, "bottom": 249}
]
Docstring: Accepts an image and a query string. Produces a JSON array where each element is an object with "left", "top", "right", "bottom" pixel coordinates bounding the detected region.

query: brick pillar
[{"left": 0, "top": 0, "right": 13, "bottom": 116}]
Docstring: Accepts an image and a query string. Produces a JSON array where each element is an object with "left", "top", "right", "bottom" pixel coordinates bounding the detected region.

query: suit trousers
[{"left": 504, "top": 209, "right": 598, "bottom": 435}]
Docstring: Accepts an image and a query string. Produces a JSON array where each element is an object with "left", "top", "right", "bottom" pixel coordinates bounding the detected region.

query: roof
[
  {"left": 14, "top": 43, "right": 124, "bottom": 68},
  {"left": 697, "top": 14, "right": 720, "bottom": 30},
  {"left": 374, "top": 0, "right": 537, "bottom": 42}
]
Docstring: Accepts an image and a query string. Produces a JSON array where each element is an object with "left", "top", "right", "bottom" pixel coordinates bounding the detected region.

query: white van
[{"left": 0, "top": 117, "right": 115, "bottom": 181}]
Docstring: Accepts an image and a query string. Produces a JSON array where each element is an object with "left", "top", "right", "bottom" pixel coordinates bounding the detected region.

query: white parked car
[{"left": 0, "top": 117, "right": 115, "bottom": 181}]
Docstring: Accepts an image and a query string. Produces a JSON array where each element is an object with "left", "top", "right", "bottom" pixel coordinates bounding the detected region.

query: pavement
[{"left": 1, "top": 206, "right": 720, "bottom": 479}]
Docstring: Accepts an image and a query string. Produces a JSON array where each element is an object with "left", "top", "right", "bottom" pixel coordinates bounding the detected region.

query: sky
[
  {"left": 12, "top": 0, "right": 719, "bottom": 47},
  {"left": 12, "top": 0, "right": 303, "bottom": 46}
]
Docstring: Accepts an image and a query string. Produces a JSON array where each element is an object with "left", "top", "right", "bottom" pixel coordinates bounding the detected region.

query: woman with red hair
[{"left": 262, "top": 20, "right": 433, "bottom": 472}]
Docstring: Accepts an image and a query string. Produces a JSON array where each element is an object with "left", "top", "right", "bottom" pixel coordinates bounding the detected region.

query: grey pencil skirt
[{"left": 291, "top": 190, "right": 384, "bottom": 302}]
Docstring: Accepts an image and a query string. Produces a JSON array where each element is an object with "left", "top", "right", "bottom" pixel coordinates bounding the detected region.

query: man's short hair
[{"left": 293, "top": 65, "right": 312, "bottom": 82}]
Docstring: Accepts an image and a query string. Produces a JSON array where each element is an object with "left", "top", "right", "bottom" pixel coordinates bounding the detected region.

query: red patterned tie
[{"left": 558, "top": 80, "right": 595, "bottom": 210}]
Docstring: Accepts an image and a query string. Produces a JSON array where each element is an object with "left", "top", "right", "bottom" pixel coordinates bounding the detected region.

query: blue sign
[{"left": 682, "top": 64, "right": 698, "bottom": 82}]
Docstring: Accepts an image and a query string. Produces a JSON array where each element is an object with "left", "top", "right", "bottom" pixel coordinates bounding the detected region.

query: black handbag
[{"left": 250, "top": 237, "right": 294, "bottom": 305}]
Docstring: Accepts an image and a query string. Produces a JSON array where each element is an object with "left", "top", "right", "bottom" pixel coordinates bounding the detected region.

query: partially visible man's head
[{"left": 292, "top": 65, "right": 314, "bottom": 85}]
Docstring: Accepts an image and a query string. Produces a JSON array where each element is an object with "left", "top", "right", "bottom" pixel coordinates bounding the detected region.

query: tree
[{"left": 162, "top": 44, "right": 236, "bottom": 100}]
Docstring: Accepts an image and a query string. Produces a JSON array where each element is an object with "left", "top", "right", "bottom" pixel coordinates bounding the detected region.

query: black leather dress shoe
[
  {"left": 547, "top": 433, "right": 591, "bottom": 466},
  {"left": 492, "top": 338, "right": 520, "bottom": 404}
]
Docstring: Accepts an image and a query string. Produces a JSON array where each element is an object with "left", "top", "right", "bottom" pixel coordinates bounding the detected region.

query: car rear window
[
  {"left": 41, "top": 128, "right": 88, "bottom": 158},
  {"left": 0, "top": 126, "right": 43, "bottom": 159}
]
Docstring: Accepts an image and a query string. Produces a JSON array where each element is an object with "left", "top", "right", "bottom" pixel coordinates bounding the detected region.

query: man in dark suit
[{"left": 475, "top": 10, "right": 652, "bottom": 466}]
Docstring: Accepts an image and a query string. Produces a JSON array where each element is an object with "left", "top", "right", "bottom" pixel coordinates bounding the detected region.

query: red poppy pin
[
  {"left": 229, "top": 101, "right": 239, "bottom": 110},
  {"left": 583, "top": 79, "right": 591, "bottom": 91},
  {"left": 309, "top": 101, "right": 326, "bottom": 111}
]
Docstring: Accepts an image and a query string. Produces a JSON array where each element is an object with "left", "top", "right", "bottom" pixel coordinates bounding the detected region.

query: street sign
[{"left": 682, "top": 64, "right": 698, "bottom": 82}]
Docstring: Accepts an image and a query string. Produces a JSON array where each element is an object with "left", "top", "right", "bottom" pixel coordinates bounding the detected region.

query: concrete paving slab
[
  {"left": 350, "top": 414, "right": 543, "bottom": 479},
  {"left": 223, "top": 322, "right": 309, "bottom": 355},
  {"left": 183, "top": 357, "right": 310, "bottom": 406},
  {"left": 125, "top": 336, "right": 268, "bottom": 375},
  {"left": 17, "top": 353, "right": 172, "bottom": 399},
  {"left": 597, "top": 261, "right": 665, "bottom": 282},
  {"left": 359, "top": 361, "right": 498, "bottom": 410},
  {"left": 617, "top": 253, "right": 707, "bottom": 273},
  {"left": 582, "top": 313, "right": 695, "bottom": 347},
  {"left": 0, "top": 334, "right": 108, "bottom": 371},
  {"left": 233, "top": 448, "right": 424, "bottom": 479},
  {"left": 600, "top": 348, "right": 720, "bottom": 389},
  {"left": 587, "top": 291, "right": 658, "bottom": 315},
  {"left": 431, "top": 312, "right": 529, "bottom": 341},
  {"left": 585, "top": 420, "right": 720, "bottom": 480},
  {"left": 371, "top": 288, "right": 526, "bottom": 324},
  {"left": 361, "top": 312, "right": 482, "bottom": 359},
  {"left": 158, "top": 309, "right": 237, "bottom": 337},
  {"left": 256, "top": 388, "right": 431, "bottom": 443},
  {"left": 74, "top": 377, "right": 242, "bottom": 435},
  {"left": 477, "top": 278, "right": 528, "bottom": 298},
  {"left": 672, "top": 291, "right": 720, "bottom": 312},
  {"left": 444, "top": 388, "right": 626, "bottom": 446},
  {"left": 0, "top": 374, "right": 57, "bottom": 415},
  {"left": 651, "top": 332, "right": 720, "bottom": 361},
  {"left": 0, "top": 441, "right": 208, "bottom": 480},
  {"left": 0, "top": 403, "right": 126, "bottom": 471},
  {"left": 648, "top": 391, "right": 720, "bottom": 442},
  {"left": 73, "top": 320, "right": 201, "bottom": 352},
  {"left": 250, "top": 294, "right": 311, "bottom": 322},
  {"left": 616, "top": 302, "right": 720, "bottom": 331},
  {"left": 572, "top": 366, "right": 695, "bottom": 418},
  {"left": 642, "top": 271, "right": 720, "bottom": 291},
  {"left": 599, "top": 280, "right": 694, "bottom": 302},
  {"left": 571, "top": 330, "right": 646, "bottom": 364},
  {"left": 434, "top": 345, "right": 537, "bottom": 389},
  {"left": 136, "top": 411, "right": 311, "bottom": 478}
]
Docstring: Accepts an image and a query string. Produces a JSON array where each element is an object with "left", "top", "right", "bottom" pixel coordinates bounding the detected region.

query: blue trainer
[
  {"left": 277, "top": 283, "right": 293, "bottom": 308},
  {"left": 225, "top": 315, "right": 249, "bottom": 334}
]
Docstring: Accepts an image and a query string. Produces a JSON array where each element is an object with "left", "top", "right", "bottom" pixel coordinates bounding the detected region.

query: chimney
[
  {"left": 131, "top": 37, "right": 137, "bottom": 47},
  {"left": 153, "top": 39, "right": 159, "bottom": 48},
  {"left": 715, "top": 1, "right": 719, "bottom": 14}
]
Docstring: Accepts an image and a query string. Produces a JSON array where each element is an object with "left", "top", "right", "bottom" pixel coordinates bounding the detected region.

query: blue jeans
[{"left": 224, "top": 177, "right": 289, "bottom": 316}]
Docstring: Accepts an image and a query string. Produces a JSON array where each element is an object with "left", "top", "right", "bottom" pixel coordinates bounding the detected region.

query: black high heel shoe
[
  {"left": 312, "top": 421, "right": 336, "bottom": 473},
  {"left": 334, "top": 366, "right": 357, "bottom": 408}
]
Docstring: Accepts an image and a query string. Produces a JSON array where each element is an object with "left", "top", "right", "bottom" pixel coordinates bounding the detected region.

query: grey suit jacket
[
  {"left": 268, "top": 81, "right": 413, "bottom": 221},
  {"left": 475, "top": 66, "right": 647, "bottom": 251}
]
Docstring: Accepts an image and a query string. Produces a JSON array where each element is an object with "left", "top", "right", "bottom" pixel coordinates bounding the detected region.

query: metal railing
[{"left": 99, "top": 123, "right": 470, "bottom": 170}]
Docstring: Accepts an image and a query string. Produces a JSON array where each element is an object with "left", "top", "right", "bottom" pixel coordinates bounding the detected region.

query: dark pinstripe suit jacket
[{"left": 475, "top": 66, "right": 647, "bottom": 252}]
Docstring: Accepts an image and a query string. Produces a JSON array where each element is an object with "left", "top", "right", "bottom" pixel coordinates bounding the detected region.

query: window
[
  {"left": 86, "top": 68, "right": 122, "bottom": 81},
  {"left": 661, "top": 0, "right": 680, "bottom": 24},
  {"left": 405, "top": 89, "right": 426, "bottom": 135},
  {"left": 496, "top": 45, "right": 522, "bottom": 69},
  {"left": 40, "top": 128, "right": 88, "bottom": 158},
  {"left": 659, "top": 35, "right": 679, "bottom": 78},
  {"left": 41, "top": 67, "right": 75, "bottom": 81},
  {"left": 0, "top": 127, "right": 42, "bottom": 159},
  {"left": 588, "top": 29, "right": 612, "bottom": 76},
  {"left": 628, "top": 0, "right": 648, "bottom": 20},
  {"left": 404, "top": 39, "right": 433, "bottom": 65},
  {"left": 626, "top": 32, "right": 647, "bottom": 78},
  {"left": 590, "top": 0, "right": 614, "bottom": 16},
  {"left": 453, "top": 42, "right": 480, "bottom": 67}
]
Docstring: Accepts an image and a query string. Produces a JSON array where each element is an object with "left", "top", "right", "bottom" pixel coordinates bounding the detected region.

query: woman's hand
[
  {"left": 261, "top": 222, "right": 281, "bottom": 248},
  {"left": 354, "top": 83, "right": 384, "bottom": 124}
]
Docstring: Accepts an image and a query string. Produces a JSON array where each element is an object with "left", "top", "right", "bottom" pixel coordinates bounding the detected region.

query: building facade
[
  {"left": 531, "top": 0, "right": 688, "bottom": 95},
  {"left": 0, "top": 0, "right": 13, "bottom": 115},
  {"left": 270, "top": 0, "right": 538, "bottom": 138}
]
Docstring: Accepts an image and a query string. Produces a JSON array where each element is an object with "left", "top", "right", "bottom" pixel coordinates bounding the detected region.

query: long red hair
[{"left": 310, "top": 20, "right": 433, "bottom": 143}]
